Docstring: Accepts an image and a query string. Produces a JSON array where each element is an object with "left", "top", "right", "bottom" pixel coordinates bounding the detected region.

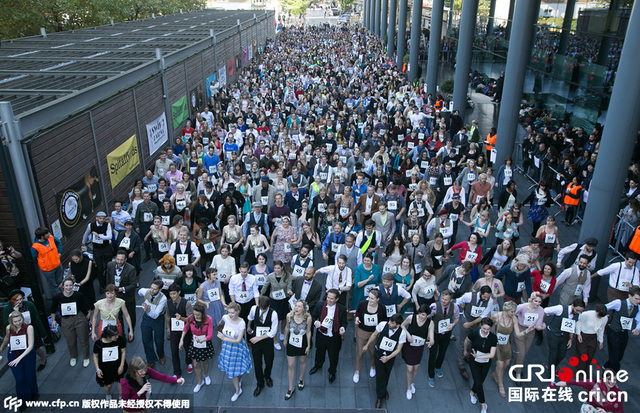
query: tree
[
  {"left": 281, "top": 0, "right": 311, "bottom": 17},
  {"left": 340, "top": 0, "right": 355, "bottom": 12}
]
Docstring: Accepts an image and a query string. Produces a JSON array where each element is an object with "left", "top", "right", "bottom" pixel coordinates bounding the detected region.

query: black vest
[
  {"left": 610, "top": 299, "right": 639, "bottom": 333},
  {"left": 247, "top": 212, "right": 266, "bottom": 233},
  {"left": 463, "top": 292, "right": 489, "bottom": 322},
  {"left": 91, "top": 222, "right": 110, "bottom": 249},
  {"left": 375, "top": 322, "right": 403, "bottom": 357},
  {"left": 167, "top": 298, "right": 188, "bottom": 318},
  {"left": 547, "top": 305, "right": 573, "bottom": 337},
  {"left": 172, "top": 241, "right": 193, "bottom": 266}
]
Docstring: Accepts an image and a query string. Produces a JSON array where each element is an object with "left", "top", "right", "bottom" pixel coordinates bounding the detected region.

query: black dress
[
  {"left": 94, "top": 336, "right": 128, "bottom": 387},
  {"left": 285, "top": 316, "right": 309, "bottom": 357},
  {"left": 401, "top": 314, "right": 431, "bottom": 366}
]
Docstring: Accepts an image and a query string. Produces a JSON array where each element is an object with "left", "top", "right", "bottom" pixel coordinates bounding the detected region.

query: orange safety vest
[
  {"left": 629, "top": 226, "right": 640, "bottom": 255},
  {"left": 563, "top": 183, "right": 582, "bottom": 206},
  {"left": 435, "top": 99, "right": 444, "bottom": 111},
  {"left": 486, "top": 133, "right": 496, "bottom": 151},
  {"left": 32, "top": 235, "right": 61, "bottom": 272}
]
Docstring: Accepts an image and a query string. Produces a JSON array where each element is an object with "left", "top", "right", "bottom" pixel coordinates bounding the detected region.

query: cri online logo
[
  {"left": 509, "top": 356, "right": 629, "bottom": 384},
  {"left": 558, "top": 354, "right": 600, "bottom": 382}
]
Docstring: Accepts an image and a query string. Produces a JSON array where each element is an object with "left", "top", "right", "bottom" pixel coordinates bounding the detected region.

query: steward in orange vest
[
  {"left": 629, "top": 226, "right": 640, "bottom": 255},
  {"left": 563, "top": 177, "right": 583, "bottom": 226},
  {"left": 31, "top": 226, "right": 63, "bottom": 296}
]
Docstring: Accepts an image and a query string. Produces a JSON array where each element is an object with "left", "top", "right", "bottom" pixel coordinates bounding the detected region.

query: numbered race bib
[
  {"left": 470, "top": 305, "right": 484, "bottom": 318},
  {"left": 443, "top": 176, "right": 453, "bottom": 186},
  {"left": 363, "top": 284, "right": 376, "bottom": 296},
  {"left": 223, "top": 327, "right": 235, "bottom": 339},
  {"left": 539, "top": 279, "right": 551, "bottom": 293},
  {"left": 176, "top": 200, "right": 187, "bottom": 211},
  {"left": 475, "top": 195, "right": 483, "bottom": 204},
  {"left": 158, "top": 242, "right": 169, "bottom": 252},
  {"left": 405, "top": 170, "right": 413, "bottom": 178},
  {"left": 288, "top": 295, "right": 298, "bottom": 310},
  {"left": 340, "top": 207, "right": 350, "bottom": 217},
  {"left": 119, "top": 237, "right": 131, "bottom": 249},
  {"left": 217, "top": 273, "right": 228, "bottom": 282},
  {"left": 516, "top": 281, "right": 526, "bottom": 293},
  {"left": 256, "top": 326, "right": 270, "bottom": 337},
  {"left": 92, "top": 233, "right": 103, "bottom": 244},
  {"left": 176, "top": 254, "right": 189, "bottom": 266},
  {"left": 411, "top": 335, "right": 426, "bottom": 347},
  {"left": 409, "top": 183, "right": 418, "bottom": 191},
  {"left": 283, "top": 243, "right": 292, "bottom": 253},
  {"left": 203, "top": 242, "right": 215, "bottom": 254},
  {"left": 271, "top": 289, "right": 286, "bottom": 300},
  {"left": 397, "top": 134, "right": 405, "bottom": 141},
  {"left": 292, "top": 265, "right": 305, "bottom": 278},
  {"left": 320, "top": 172, "right": 328, "bottom": 181},
  {"left": 438, "top": 319, "right": 450, "bottom": 334},
  {"left": 620, "top": 316, "right": 633, "bottom": 331},
  {"left": 387, "top": 201, "right": 397, "bottom": 210},
  {"left": 185, "top": 293, "right": 197, "bottom": 305},
  {"left": 560, "top": 318, "right": 576, "bottom": 334},
  {"left": 147, "top": 184, "right": 157, "bottom": 193},
  {"left": 574, "top": 284, "right": 584, "bottom": 296},
  {"left": 523, "top": 313, "right": 539, "bottom": 327},
  {"left": 275, "top": 218, "right": 282, "bottom": 227},
  {"left": 289, "top": 332, "right": 303, "bottom": 348},
  {"left": 255, "top": 274, "right": 266, "bottom": 286},
  {"left": 21, "top": 311, "right": 31, "bottom": 325},
  {"left": 385, "top": 305, "right": 397, "bottom": 317},
  {"left": 545, "top": 233, "right": 556, "bottom": 244},
  {"left": 161, "top": 215, "right": 170, "bottom": 226},
  {"left": 379, "top": 336, "right": 396, "bottom": 352},
  {"left": 619, "top": 282, "right": 630, "bottom": 292},
  {"left": 207, "top": 288, "right": 220, "bottom": 302},
  {"left": 417, "top": 207, "right": 425, "bottom": 217},
  {"left": 143, "top": 212, "right": 153, "bottom": 222},
  {"left": 61, "top": 302, "right": 77, "bottom": 316},
  {"left": 252, "top": 246, "right": 265, "bottom": 257},
  {"left": 193, "top": 335, "right": 207, "bottom": 348},
  {"left": 504, "top": 168, "right": 512, "bottom": 178},
  {"left": 209, "top": 166, "right": 216, "bottom": 174},
  {"left": 331, "top": 242, "right": 342, "bottom": 253},
  {"left": 475, "top": 350, "right": 490, "bottom": 363},
  {"left": 364, "top": 313, "right": 378, "bottom": 327},
  {"left": 429, "top": 177, "right": 437, "bottom": 186},
  {"left": 467, "top": 173, "right": 476, "bottom": 182},
  {"left": 321, "top": 316, "right": 334, "bottom": 330},
  {"left": 102, "top": 346, "right": 118, "bottom": 362},
  {"left": 261, "top": 196, "right": 269, "bottom": 205},
  {"left": 449, "top": 213, "right": 459, "bottom": 222},
  {"left": 465, "top": 251, "right": 478, "bottom": 262},
  {"left": 102, "top": 319, "right": 116, "bottom": 331},
  {"left": 414, "top": 262, "right": 423, "bottom": 274},
  {"left": 10, "top": 335, "right": 27, "bottom": 351},
  {"left": 497, "top": 332, "right": 509, "bottom": 345},
  {"left": 326, "top": 143, "right": 333, "bottom": 152},
  {"left": 237, "top": 291, "right": 250, "bottom": 302}
]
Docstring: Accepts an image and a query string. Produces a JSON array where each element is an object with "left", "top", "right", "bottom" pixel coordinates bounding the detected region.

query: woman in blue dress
[
  {"left": 217, "top": 302, "right": 252, "bottom": 403},
  {"left": 523, "top": 182, "right": 553, "bottom": 237},
  {"left": 197, "top": 268, "right": 226, "bottom": 331}
]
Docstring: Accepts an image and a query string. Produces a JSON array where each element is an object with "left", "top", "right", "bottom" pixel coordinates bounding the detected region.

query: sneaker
[
  {"left": 105, "top": 395, "right": 112, "bottom": 401},
  {"left": 428, "top": 378, "right": 435, "bottom": 388},
  {"left": 470, "top": 391, "right": 478, "bottom": 405},
  {"left": 205, "top": 376, "right": 211, "bottom": 385},
  {"left": 369, "top": 367, "right": 376, "bottom": 377},
  {"left": 279, "top": 333, "right": 285, "bottom": 341},
  {"left": 353, "top": 372, "right": 360, "bottom": 383},
  {"left": 70, "top": 358, "right": 77, "bottom": 367},
  {"left": 231, "top": 389, "right": 243, "bottom": 402},
  {"left": 193, "top": 383, "right": 203, "bottom": 393},
  {"left": 187, "top": 364, "right": 194, "bottom": 374},
  {"left": 406, "top": 389, "right": 412, "bottom": 400},
  {"left": 481, "top": 404, "right": 488, "bottom": 413},
  {"left": 274, "top": 342, "right": 282, "bottom": 351},
  {"left": 83, "top": 359, "right": 90, "bottom": 368},
  {"left": 411, "top": 383, "right": 416, "bottom": 394},
  {"left": 172, "top": 375, "right": 182, "bottom": 379},
  {"left": 435, "top": 368, "right": 443, "bottom": 378}
]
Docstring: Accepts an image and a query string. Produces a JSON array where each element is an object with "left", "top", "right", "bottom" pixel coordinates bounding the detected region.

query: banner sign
[
  {"left": 218, "top": 66, "right": 227, "bottom": 86},
  {"left": 55, "top": 166, "right": 102, "bottom": 236},
  {"left": 171, "top": 95, "right": 188, "bottom": 129},
  {"left": 106, "top": 135, "right": 140, "bottom": 189},
  {"left": 227, "top": 59, "right": 235, "bottom": 77},
  {"left": 146, "top": 112, "right": 168, "bottom": 156}
]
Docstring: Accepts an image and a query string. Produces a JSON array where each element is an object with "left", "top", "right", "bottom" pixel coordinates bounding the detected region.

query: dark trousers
[
  {"left": 9, "top": 350, "right": 38, "bottom": 403},
  {"left": 546, "top": 332, "right": 569, "bottom": 368},
  {"left": 605, "top": 327, "right": 629, "bottom": 372},
  {"left": 469, "top": 359, "right": 491, "bottom": 403},
  {"left": 141, "top": 314, "right": 165, "bottom": 364},
  {"left": 575, "top": 333, "right": 597, "bottom": 372},
  {"left": 93, "top": 247, "right": 113, "bottom": 290},
  {"left": 139, "top": 224, "right": 152, "bottom": 258},
  {"left": 374, "top": 352, "right": 396, "bottom": 399},
  {"left": 428, "top": 331, "right": 451, "bottom": 378},
  {"left": 314, "top": 332, "right": 342, "bottom": 374},
  {"left": 169, "top": 331, "right": 192, "bottom": 376},
  {"left": 251, "top": 338, "right": 274, "bottom": 386},
  {"left": 239, "top": 301, "right": 254, "bottom": 323}
]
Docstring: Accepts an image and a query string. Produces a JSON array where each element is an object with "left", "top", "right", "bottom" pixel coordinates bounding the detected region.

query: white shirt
[
  {"left": 137, "top": 288, "right": 167, "bottom": 320},
  {"left": 555, "top": 266, "right": 591, "bottom": 302},
  {"left": 412, "top": 276, "right": 438, "bottom": 301},
  {"left": 320, "top": 265, "right": 353, "bottom": 291},
  {"left": 169, "top": 241, "right": 201, "bottom": 259},
  {"left": 557, "top": 243, "right": 597, "bottom": 271},
  {"left": 375, "top": 321, "right": 407, "bottom": 343},
  {"left": 575, "top": 310, "right": 607, "bottom": 343},
  {"left": 248, "top": 305, "right": 279, "bottom": 339},
  {"left": 605, "top": 299, "right": 640, "bottom": 332},
  {"left": 229, "top": 274, "right": 260, "bottom": 303},
  {"left": 458, "top": 292, "right": 493, "bottom": 319},
  {"left": 597, "top": 262, "right": 639, "bottom": 291},
  {"left": 300, "top": 279, "right": 313, "bottom": 301},
  {"left": 320, "top": 304, "right": 337, "bottom": 337}
]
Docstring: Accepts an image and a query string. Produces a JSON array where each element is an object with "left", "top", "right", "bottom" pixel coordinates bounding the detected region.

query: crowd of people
[{"left": 1, "top": 22, "right": 637, "bottom": 413}]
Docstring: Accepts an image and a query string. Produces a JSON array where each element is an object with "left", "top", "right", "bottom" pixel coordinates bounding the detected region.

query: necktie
[
  {"left": 443, "top": 306, "right": 448, "bottom": 317},
  {"left": 387, "top": 288, "right": 391, "bottom": 298},
  {"left": 578, "top": 270, "right": 583, "bottom": 282},
  {"left": 151, "top": 295, "right": 156, "bottom": 302},
  {"left": 339, "top": 272, "right": 343, "bottom": 284},
  {"left": 242, "top": 281, "right": 247, "bottom": 292},
  {"left": 629, "top": 304, "right": 634, "bottom": 317}
]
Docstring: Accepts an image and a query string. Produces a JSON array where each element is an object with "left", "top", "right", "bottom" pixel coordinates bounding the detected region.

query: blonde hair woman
[{"left": 283, "top": 300, "right": 312, "bottom": 400}]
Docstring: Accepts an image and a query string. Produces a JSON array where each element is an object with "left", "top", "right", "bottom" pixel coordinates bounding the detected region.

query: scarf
[{"left": 318, "top": 301, "right": 340, "bottom": 334}]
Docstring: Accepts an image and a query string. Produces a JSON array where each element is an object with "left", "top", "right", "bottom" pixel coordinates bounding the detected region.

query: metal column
[
  {"left": 557, "top": 0, "right": 576, "bottom": 56},
  {"left": 505, "top": 0, "right": 516, "bottom": 40},
  {"left": 370, "top": 0, "right": 376, "bottom": 31},
  {"left": 375, "top": 0, "right": 382, "bottom": 36},
  {"left": 597, "top": 0, "right": 621, "bottom": 66},
  {"left": 580, "top": 1, "right": 640, "bottom": 269},
  {"left": 387, "top": 0, "right": 398, "bottom": 58},
  {"left": 396, "top": 0, "right": 408, "bottom": 68},
  {"left": 494, "top": 0, "right": 541, "bottom": 166},
  {"left": 452, "top": 0, "right": 479, "bottom": 116},
  {"left": 409, "top": 0, "right": 423, "bottom": 83},
  {"left": 486, "top": 0, "right": 496, "bottom": 38},
  {"left": 381, "top": 0, "right": 388, "bottom": 44},
  {"left": 427, "top": 0, "right": 444, "bottom": 97},
  {"left": 364, "top": 0, "right": 369, "bottom": 30}
]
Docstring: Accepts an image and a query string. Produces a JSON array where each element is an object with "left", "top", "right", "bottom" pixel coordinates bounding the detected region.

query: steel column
[
  {"left": 427, "top": 0, "right": 444, "bottom": 97},
  {"left": 387, "top": 0, "right": 398, "bottom": 58},
  {"left": 557, "top": 0, "right": 576, "bottom": 55},
  {"left": 396, "top": 0, "right": 408, "bottom": 68},
  {"left": 409, "top": 0, "right": 423, "bottom": 83},
  {"left": 375, "top": 0, "right": 382, "bottom": 36},
  {"left": 381, "top": 0, "right": 388, "bottom": 44},
  {"left": 452, "top": 0, "right": 479, "bottom": 116}
]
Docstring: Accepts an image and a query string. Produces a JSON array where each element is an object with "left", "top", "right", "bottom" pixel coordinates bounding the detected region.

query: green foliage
[
  {"left": 403, "top": 53, "right": 410, "bottom": 64},
  {"left": 0, "top": 0, "right": 206, "bottom": 40},
  {"left": 440, "top": 78, "right": 454, "bottom": 94},
  {"left": 282, "top": 0, "right": 311, "bottom": 17},
  {"left": 454, "top": 0, "right": 490, "bottom": 14},
  {"left": 340, "top": 0, "right": 355, "bottom": 11}
]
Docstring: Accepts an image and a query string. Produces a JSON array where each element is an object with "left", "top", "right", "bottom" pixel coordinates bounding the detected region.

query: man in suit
[
  {"left": 309, "top": 289, "right": 348, "bottom": 383},
  {"left": 252, "top": 176, "right": 277, "bottom": 214},
  {"left": 371, "top": 202, "right": 396, "bottom": 251},
  {"left": 354, "top": 185, "right": 381, "bottom": 226},
  {"left": 293, "top": 267, "right": 323, "bottom": 311},
  {"left": 106, "top": 250, "right": 138, "bottom": 338}
]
